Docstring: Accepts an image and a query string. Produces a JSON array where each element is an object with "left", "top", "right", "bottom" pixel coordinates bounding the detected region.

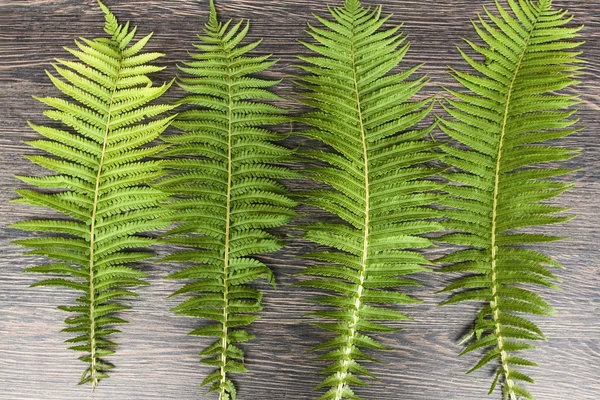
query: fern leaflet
[
  {"left": 10, "top": 1, "right": 175, "bottom": 387},
  {"left": 436, "top": 0, "right": 583, "bottom": 399},
  {"left": 156, "top": 1, "right": 297, "bottom": 399},
  {"left": 295, "top": 1, "right": 441, "bottom": 399}
]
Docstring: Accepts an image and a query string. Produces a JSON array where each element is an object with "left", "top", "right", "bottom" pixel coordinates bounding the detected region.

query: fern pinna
[
  {"left": 155, "top": 1, "right": 297, "bottom": 398},
  {"left": 436, "top": 0, "right": 583, "bottom": 399},
  {"left": 295, "top": 1, "right": 441, "bottom": 398},
  {"left": 10, "top": 1, "right": 174, "bottom": 388}
]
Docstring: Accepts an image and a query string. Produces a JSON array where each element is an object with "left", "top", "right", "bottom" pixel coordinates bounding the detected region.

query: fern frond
[
  {"left": 156, "top": 1, "right": 297, "bottom": 398},
  {"left": 295, "top": 1, "right": 441, "bottom": 398},
  {"left": 11, "top": 1, "right": 175, "bottom": 388},
  {"left": 437, "top": 1, "right": 583, "bottom": 399}
]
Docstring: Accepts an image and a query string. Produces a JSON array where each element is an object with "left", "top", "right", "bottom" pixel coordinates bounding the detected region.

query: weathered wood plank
[{"left": 0, "top": 1, "right": 598, "bottom": 399}]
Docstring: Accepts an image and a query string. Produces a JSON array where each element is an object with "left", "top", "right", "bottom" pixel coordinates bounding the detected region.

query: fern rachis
[
  {"left": 437, "top": 0, "right": 583, "bottom": 399},
  {"left": 11, "top": 1, "right": 174, "bottom": 387},
  {"left": 156, "top": 1, "right": 297, "bottom": 398},
  {"left": 295, "top": 1, "right": 441, "bottom": 398}
]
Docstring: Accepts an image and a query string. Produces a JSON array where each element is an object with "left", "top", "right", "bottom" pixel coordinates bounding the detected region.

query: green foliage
[
  {"left": 294, "top": 1, "right": 441, "bottom": 398},
  {"left": 10, "top": 1, "right": 175, "bottom": 388},
  {"left": 436, "top": 0, "right": 583, "bottom": 399},
  {"left": 155, "top": 1, "right": 297, "bottom": 398}
]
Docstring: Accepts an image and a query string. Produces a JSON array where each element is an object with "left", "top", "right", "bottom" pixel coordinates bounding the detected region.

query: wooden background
[{"left": 0, "top": 1, "right": 598, "bottom": 399}]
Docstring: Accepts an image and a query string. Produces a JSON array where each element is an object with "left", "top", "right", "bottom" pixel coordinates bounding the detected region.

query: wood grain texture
[{"left": 0, "top": 0, "right": 598, "bottom": 399}]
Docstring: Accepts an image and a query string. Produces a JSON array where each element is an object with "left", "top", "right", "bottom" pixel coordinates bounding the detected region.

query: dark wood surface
[{"left": 0, "top": 1, "right": 598, "bottom": 399}]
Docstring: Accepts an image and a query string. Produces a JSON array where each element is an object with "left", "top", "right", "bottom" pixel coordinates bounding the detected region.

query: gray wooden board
[{"left": 0, "top": 0, "right": 598, "bottom": 399}]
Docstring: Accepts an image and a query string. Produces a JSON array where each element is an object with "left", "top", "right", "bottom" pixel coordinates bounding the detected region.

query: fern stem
[
  {"left": 489, "top": 8, "right": 540, "bottom": 400},
  {"left": 334, "top": 11, "right": 371, "bottom": 399},
  {"left": 86, "top": 51, "right": 123, "bottom": 389},
  {"left": 218, "top": 58, "right": 235, "bottom": 400}
]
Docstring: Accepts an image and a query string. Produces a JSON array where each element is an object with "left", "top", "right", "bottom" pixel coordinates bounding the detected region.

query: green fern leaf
[
  {"left": 295, "top": 1, "right": 441, "bottom": 398},
  {"left": 156, "top": 1, "right": 297, "bottom": 398},
  {"left": 10, "top": 1, "right": 175, "bottom": 388},
  {"left": 437, "top": 1, "right": 583, "bottom": 399}
]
